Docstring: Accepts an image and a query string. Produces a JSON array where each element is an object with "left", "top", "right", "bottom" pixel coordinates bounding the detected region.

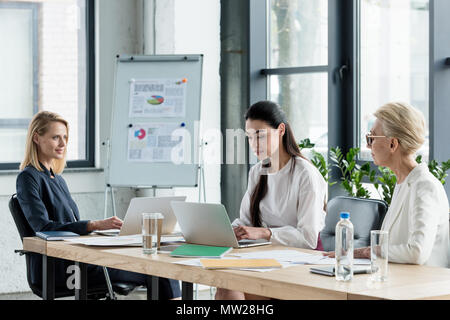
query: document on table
[
  {"left": 311, "top": 257, "right": 371, "bottom": 265},
  {"left": 65, "top": 235, "right": 142, "bottom": 247},
  {"left": 173, "top": 258, "right": 291, "bottom": 273},
  {"left": 229, "top": 250, "right": 370, "bottom": 265},
  {"left": 229, "top": 250, "right": 323, "bottom": 264},
  {"left": 160, "top": 235, "right": 185, "bottom": 243},
  {"left": 65, "top": 234, "right": 185, "bottom": 247},
  {"left": 171, "top": 249, "right": 370, "bottom": 272}
]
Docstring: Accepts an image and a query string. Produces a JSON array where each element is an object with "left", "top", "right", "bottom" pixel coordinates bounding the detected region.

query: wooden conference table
[{"left": 22, "top": 236, "right": 450, "bottom": 300}]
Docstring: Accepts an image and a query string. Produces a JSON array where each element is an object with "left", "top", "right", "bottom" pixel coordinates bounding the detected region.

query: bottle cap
[{"left": 340, "top": 212, "right": 350, "bottom": 219}]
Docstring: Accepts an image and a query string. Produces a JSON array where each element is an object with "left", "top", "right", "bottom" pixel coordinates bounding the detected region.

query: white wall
[
  {"left": 0, "top": 0, "right": 221, "bottom": 295},
  {"left": 140, "top": 0, "right": 221, "bottom": 205},
  {"left": 173, "top": 0, "right": 221, "bottom": 204}
]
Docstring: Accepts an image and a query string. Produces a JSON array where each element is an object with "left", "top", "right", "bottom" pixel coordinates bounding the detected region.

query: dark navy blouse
[
  {"left": 16, "top": 165, "right": 89, "bottom": 235},
  {"left": 16, "top": 164, "right": 90, "bottom": 235},
  {"left": 16, "top": 164, "right": 92, "bottom": 286},
  {"left": 15, "top": 164, "right": 181, "bottom": 297}
]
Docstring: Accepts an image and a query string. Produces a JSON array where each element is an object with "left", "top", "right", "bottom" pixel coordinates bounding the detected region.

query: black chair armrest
[{"left": 14, "top": 249, "right": 28, "bottom": 256}]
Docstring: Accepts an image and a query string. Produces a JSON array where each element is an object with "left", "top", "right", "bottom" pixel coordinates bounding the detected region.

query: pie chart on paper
[
  {"left": 147, "top": 95, "right": 164, "bottom": 105},
  {"left": 134, "top": 129, "right": 146, "bottom": 140}
]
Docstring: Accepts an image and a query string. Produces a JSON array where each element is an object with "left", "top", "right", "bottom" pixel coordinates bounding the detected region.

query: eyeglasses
[{"left": 366, "top": 133, "right": 386, "bottom": 147}]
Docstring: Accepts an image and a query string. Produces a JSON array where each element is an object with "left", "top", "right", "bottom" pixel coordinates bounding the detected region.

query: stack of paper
[
  {"left": 200, "top": 259, "right": 282, "bottom": 270},
  {"left": 160, "top": 235, "right": 185, "bottom": 245},
  {"left": 65, "top": 235, "right": 142, "bottom": 247},
  {"left": 230, "top": 250, "right": 371, "bottom": 266},
  {"left": 229, "top": 250, "right": 323, "bottom": 264},
  {"left": 173, "top": 258, "right": 291, "bottom": 272},
  {"left": 172, "top": 249, "right": 370, "bottom": 273}
]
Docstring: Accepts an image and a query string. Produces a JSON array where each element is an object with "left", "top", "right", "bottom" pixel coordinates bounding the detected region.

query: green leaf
[
  {"left": 298, "top": 138, "right": 315, "bottom": 150},
  {"left": 342, "top": 180, "right": 352, "bottom": 195},
  {"left": 347, "top": 162, "right": 355, "bottom": 173}
]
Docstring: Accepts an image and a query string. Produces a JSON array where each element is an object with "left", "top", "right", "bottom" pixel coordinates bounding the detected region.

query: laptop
[
  {"left": 170, "top": 201, "right": 271, "bottom": 248},
  {"left": 118, "top": 196, "right": 187, "bottom": 236}
]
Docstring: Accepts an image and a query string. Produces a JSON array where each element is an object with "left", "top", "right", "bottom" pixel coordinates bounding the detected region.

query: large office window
[
  {"left": 359, "top": 0, "right": 430, "bottom": 160},
  {"left": 263, "top": 0, "right": 329, "bottom": 155},
  {"left": 250, "top": 0, "right": 442, "bottom": 159},
  {"left": 250, "top": 0, "right": 450, "bottom": 197},
  {"left": 0, "top": 0, "right": 94, "bottom": 169}
]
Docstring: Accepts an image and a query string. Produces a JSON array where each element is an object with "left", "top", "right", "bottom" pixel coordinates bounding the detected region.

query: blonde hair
[
  {"left": 374, "top": 102, "right": 425, "bottom": 155},
  {"left": 20, "top": 111, "right": 69, "bottom": 174}
]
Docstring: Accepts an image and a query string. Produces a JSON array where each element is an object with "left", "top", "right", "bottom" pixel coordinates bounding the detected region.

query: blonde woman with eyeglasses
[
  {"left": 16, "top": 111, "right": 181, "bottom": 298},
  {"left": 325, "top": 102, "right": 449, "bottom": 268}
]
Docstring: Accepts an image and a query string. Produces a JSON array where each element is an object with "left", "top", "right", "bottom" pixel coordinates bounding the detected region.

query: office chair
[
  {"left": 9, "top": 194, "right": 137, "bottom": 299},
  {"left": 319, "top": 196, "right": 388, "bottom": 252}
]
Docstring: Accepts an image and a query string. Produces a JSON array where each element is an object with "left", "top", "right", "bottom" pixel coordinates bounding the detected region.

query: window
[
  {"left": 0, "top": 0, "right": 94, "bottom": 169},
  {"left": 358, "top": 0, "right": 430, "bottom": 160},
  {"left": 255, "top": 0, "right": 329, "bottom": 156},
  {"left": 250, "top": 0, "right": 450, "bottom": 197}
]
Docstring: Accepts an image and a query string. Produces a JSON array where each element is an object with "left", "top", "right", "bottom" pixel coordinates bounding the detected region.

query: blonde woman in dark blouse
[{"left": 17, "top": 111, "right": 180, "bottom": 298}]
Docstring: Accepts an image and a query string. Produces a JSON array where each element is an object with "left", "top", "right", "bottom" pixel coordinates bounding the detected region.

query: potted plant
[{"left": 300, "top": 139, "right": 450, "bottom": 206}]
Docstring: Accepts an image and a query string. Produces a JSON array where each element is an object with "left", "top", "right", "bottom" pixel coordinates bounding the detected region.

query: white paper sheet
[
  {"left": 309, "top": 257, "right": 371, "bottom": 265},
  {"left": 129, "top": 79, "right": 187, "bottom": 118},
  {"left": 229, "top": 250, "right": 323, "bottom": 264},
  {"left": 160, "top": 236, "right": 185, "bottom": 243},
  {"left": 173, "top": 258, "right": 291, "bottom": 273},
  {"left": 229, "top": 250, "right": 371, "bottom": 265},
  {"left": 128, "top": 122, "right": 186, "bottom": 163},
  {"left": 65, "top": 235, "right": 142, "bottom": 247}
]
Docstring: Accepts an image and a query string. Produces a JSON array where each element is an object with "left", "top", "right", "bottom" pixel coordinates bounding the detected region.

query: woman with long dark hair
[{"left": 215, "top": 101, "right": 327, "bottom": 300}]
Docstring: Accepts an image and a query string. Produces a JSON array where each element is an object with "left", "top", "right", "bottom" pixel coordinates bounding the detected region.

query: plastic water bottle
[{"left": 335, "top": 212, "right": 354, "bottom": 281}]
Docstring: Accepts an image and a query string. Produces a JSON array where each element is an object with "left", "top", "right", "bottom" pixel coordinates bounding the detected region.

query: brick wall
[{"left": 39, "top": 0, "right": 83, "bottom": 160}]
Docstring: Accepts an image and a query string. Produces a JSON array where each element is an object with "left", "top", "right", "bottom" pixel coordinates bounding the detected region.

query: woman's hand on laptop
[
  {"left": 87, "top": 216, "right": 123, "bottom": 232},
  {"left": 233, "top": 226, "right": 272, "bottom": 241}
]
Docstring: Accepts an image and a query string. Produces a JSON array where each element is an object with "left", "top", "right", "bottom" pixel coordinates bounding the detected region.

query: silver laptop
[
  {"left": 119, "top": 196, "right": 187, "bottom": 236},
  {"left": 170, "top": 201, "right": 271, "bottom": 248}
]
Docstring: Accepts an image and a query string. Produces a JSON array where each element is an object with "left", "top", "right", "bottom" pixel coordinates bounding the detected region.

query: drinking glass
[
  {"left": 370, "top": 230, "right": 389, "bottom": 281},
  {"left": 142, "top": 212, "right": 164, "bottom": 254}
]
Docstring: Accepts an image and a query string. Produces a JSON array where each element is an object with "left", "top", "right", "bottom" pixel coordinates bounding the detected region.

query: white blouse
[{"left": 232, "top": 156, "right": 327, "bottom": 249}]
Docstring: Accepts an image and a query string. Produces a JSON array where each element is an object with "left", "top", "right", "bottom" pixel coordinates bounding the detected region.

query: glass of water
[
  {"left": 370, "top": 230, "right": 389, "bottom": 281},
  {"left": 142, "top": 212, "right": 164, "bottom": 254}
]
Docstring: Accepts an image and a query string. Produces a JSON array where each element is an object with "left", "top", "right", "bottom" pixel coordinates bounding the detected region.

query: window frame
[
  {"left": 250, "top": 0, "right": 330, "bottom": 97},
  {"left": 0, "top": 0, "right": 95, "bottom": 170},
  {"left": 351, "top": 0, "right": 450, "bottom": 189},
  {"left": 0, "top": 1, "right": 39, "bottom": 145},
  {"left": 249, "top": 0, "right": 330, "bottom": 162},
  {"left": 429, "top": 0, "right": 450, "bottom": 197}
]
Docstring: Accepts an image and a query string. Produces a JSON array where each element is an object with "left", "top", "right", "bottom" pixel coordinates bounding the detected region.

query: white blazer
[{"left": 381, "top": 163, "right": 449, "bottom": 268}]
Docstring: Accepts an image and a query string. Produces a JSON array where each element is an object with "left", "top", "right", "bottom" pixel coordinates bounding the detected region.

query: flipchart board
[{"left": 106, "top": 55, "right": 203, "bottom": 187}]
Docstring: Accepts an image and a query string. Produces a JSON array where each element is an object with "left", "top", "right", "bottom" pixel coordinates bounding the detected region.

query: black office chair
[
  {"left": 319, "top": 196, "right": 388, "bottom": 252},
  {"left": 9, "top": 194, "right": 137, "bottom": 299}
]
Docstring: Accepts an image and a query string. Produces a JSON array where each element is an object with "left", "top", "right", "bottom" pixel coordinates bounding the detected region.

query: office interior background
[{"left": 0, "top": 0, "right": 449, "bottom": 298}]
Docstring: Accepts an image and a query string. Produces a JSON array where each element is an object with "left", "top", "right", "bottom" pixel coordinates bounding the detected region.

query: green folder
[{"left": 170, "top": 244, "right": 232, "bottom": 258}]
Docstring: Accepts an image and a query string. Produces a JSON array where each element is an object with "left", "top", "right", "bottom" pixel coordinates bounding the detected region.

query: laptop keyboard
[{"left": 238, "top": 239, "right": 268, "bottom": 245}]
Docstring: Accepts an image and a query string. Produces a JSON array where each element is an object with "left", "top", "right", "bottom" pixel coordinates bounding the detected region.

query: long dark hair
[{"left": 245, "top": 101, "right": 307, "bottom": 227}]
